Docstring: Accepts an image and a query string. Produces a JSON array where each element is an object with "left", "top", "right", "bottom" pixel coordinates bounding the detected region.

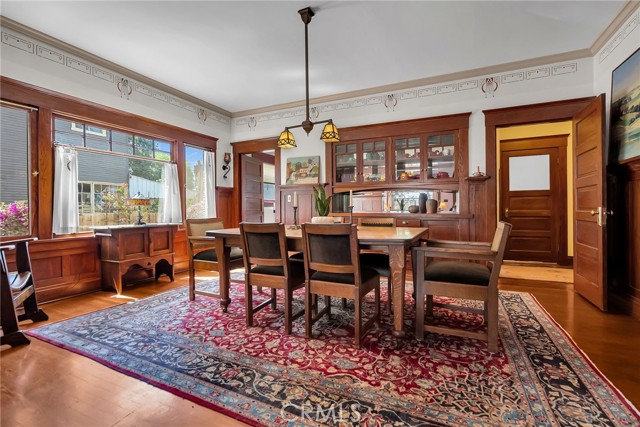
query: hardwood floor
[{"left": 2, "top": 270, "right": 639, "bottom": 426}]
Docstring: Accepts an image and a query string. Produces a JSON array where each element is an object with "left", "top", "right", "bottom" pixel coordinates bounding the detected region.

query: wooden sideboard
[{"left": 94, "top": 224, "right": 177, "bottom": 294}]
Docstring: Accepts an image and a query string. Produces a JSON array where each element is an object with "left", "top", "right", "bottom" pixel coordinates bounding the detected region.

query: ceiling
[{"left": 0, "top": 1, "right": 627, "bottom": 114}]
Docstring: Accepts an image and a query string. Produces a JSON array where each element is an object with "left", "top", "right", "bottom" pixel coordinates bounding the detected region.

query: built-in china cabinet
[{"left": 322, "top": 113, "right": 489, "bottom": 241}]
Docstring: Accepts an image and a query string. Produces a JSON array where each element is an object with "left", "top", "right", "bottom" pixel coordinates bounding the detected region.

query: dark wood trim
[
  {"left": 231, "top": 137, "right": 280, "bottom": 227},
  {"left": 0, "top": 77, "right": 219, "bottom": 301},
  {"left": 483, "top": 97, "right": 594, "bottom": 242},
  {"left": 338, "top": 113, "right": 471, "bottom": 141}
]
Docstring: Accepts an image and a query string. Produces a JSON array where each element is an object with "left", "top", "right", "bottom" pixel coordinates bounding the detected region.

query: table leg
[
  {"left": 389, "top": 245, "right": 407, "bottom": 338},
  {"left": 215, "top": 237, "right": 232, "bottom": 312}
]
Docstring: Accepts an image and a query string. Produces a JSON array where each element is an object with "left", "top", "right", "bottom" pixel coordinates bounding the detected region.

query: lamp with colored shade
[
  {"left": 320, "top": 121, "right": 340, "bottom": 143},
  {"left": 277, "top": 129, "right": 297, "bottom": 149},
  {"left": 277, "top": 7, "right": 340, "bottom": 149}
]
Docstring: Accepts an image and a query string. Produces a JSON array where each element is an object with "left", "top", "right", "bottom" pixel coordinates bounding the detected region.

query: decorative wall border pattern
[
  {"left": 234, "top": 61, "right": 579, "bottom": 128},
  {"left": 599, "top": 10, "right": 639, "bottom": 63},
  {"left": 0, "top": 27, "right": 230, "bottom": 126}
]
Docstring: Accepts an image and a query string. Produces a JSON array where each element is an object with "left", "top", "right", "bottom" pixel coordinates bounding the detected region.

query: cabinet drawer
[{"left": 395, "top": 219, "right": 421, "bottom": 227}]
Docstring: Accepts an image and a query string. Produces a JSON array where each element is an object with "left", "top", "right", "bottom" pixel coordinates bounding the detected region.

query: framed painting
[
  {"left": 610, "top": 47, "right": 640, "bottom": 163},
  {"left": 285, "top": 156, "right": 320, "bottom": 185}
]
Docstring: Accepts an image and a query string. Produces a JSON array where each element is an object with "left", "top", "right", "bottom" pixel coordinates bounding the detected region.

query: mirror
[{"left": 332, "top": 190, "right": 458, "bottom": 214}]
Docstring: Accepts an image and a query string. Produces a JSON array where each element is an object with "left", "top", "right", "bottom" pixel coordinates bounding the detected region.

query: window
[
  {"left": 0, "top": 105, "right": 32, "bottom": 237},
  {"left": 185, "top": 145, "right": 207, "bottom": 219},
  {"left": 54, "top": 117, "right": 172, "bottom": 231}
]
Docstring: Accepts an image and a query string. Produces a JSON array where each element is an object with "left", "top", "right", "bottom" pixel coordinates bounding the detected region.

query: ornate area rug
[{"left": 28, "top": 277, "right": 639, "bottom": 427}]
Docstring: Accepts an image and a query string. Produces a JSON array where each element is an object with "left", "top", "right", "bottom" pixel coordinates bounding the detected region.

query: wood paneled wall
[
  {"left": 279, "top": 185, "right": 318, "bottom": 225},
  {"left": 1, "top": 77, "right": 219, "bottom": 302},
  {"left": 609, "top": 159, "right": 640, "bottom": 318}
]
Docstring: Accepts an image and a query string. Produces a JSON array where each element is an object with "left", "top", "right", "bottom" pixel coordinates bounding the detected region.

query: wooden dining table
[{"left": 206, "top": 226, "right": 428, "bottom": 337}]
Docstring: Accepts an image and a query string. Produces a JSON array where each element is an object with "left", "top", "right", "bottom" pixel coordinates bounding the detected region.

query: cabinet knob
[{"left": 402, "top": 221, "right": 408, "bottom": 225}]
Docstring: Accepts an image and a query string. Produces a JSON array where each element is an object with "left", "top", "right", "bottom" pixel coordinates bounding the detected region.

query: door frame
[
  {"left": 484, "top": 97, "right": 594, "bottom": 244},
  {"left": 499, "top": 137, "right": 569, "bottom": 264},
  {"left": 231, "top": 137, "right": 280, "bottom": 227}
]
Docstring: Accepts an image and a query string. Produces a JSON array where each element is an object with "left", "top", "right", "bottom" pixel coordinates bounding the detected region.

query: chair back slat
[{"left": 488, "top": 221, "right": 512, "bottom": 286}]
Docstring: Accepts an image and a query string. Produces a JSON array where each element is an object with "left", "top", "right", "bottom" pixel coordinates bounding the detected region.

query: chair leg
[
  {"left": 341, "top": 298, "right": 348, "bottom": 309},
  {"left": 386, "top": 279, "right": 392, "bottom": 313},
  {"left": 487, "top": 296, "right": 499, "bottom": 353},
  {"left": 324, "top": 295, "right": 331, "bottom": 319},
  {"left": 426, "top": 294, "right": 434, "bottom": 317},
  {"left": 415, "top": 283, "right": 425, "bottom": 341},
  {"left": 245, "top": 280, "right": 253, "bottom": 327},
  {"left": 354, "top": 296, "right": 362, "bottom": 347},
  {"left": 284, "top": 289, "right": 293, "bottom": 335},
  {"left": 305, "top": 284, "right": 313, "bottom": 339},
  {"left": 374, "top": 285, "right": 381, "bottom": 326},
  {"left": 483, "top": 301, "right": 489, "bottom": 325},
  {"left": 188, "top": 265, "right": 196, "bottom": 301},
  {"left": 271, "top": 288, "right": 277, "bottom": 311}
]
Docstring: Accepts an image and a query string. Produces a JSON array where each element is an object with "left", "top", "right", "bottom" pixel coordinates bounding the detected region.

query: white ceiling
[{"left": 0, "top": 1, "right": 627, "bottom": 114}]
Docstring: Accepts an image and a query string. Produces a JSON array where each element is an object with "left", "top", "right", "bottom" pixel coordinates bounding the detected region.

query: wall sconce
[{"left": 222, "top": 152, "right": 231, "bottom": 179}]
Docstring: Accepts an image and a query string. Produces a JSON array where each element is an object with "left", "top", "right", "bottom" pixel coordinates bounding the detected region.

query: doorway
[
  {"left": 231, "top": 138, "right": 280, "bottom": 227},
  {"left": 499, "top": 135, "right": 568, "bottom": 264}
]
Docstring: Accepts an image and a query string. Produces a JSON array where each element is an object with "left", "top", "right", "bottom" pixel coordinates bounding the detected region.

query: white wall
[
  {"left": 0, "top": 25, "right": 235, "bottom": 187},
  {"left": 592, "top": 7, "right": 640, "bottom": 160},
  {"left": 232, "top": 59, "right": 594, "bottom": 185}
]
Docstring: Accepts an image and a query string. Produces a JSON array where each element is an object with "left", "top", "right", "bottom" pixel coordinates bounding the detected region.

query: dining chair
[
  {"left": 186, "top": 218, "right": 244, "bottom": 305},
  {"left": 1, "top": 239, "right": 49, "bottom": 347},
  {"left": 240, "top": 222, "right": 305, "bottom": 334},
  {"left": 301, "top": 223, "right": 380, "bottom": 347},
  {"left": 411, "top": 221, "right": 511, "bottom": 352}
]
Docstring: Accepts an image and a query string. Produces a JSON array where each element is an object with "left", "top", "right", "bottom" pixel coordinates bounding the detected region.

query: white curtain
[
  {"left": 159, "top": 163, "right": 182, "bottom": 223},
  {"left": 203, "top": 151, "right": 217, "bottom": 217},
  {"left": 53, "top": 146, "right": 79, "bottom": 234}
]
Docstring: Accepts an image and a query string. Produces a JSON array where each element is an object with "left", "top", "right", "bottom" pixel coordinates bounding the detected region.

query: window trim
[{"left": 0, "top": 103, "right": 38, "bottom": 241}]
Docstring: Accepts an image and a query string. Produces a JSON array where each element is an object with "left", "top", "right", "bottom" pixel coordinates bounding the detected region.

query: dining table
[{"left": 206, "top": 225, "right": 429, "bottom": 338}]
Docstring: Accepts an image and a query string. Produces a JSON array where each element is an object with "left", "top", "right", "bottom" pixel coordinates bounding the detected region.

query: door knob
[{"left": 504, "top": 208, "right": 509, "bottom": 218}]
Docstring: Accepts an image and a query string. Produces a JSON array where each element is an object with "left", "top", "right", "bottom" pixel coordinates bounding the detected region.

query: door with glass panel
[{"left": 500, "top": 141, "right": 566, "bottom": 263}]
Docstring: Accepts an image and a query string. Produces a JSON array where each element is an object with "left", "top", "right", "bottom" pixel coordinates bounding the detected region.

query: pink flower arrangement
[{"left": 0, "top": 200, "right": 29, "bottom": 236}]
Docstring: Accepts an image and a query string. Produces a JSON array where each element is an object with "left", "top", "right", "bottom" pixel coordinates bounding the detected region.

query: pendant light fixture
[{"left": 277, "top": 7, "right": 340, "bottom": 149}]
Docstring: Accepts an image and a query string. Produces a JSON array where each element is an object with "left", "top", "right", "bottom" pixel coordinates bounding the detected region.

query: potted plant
[{"left": 311, "top": 185, "right": 334, "bottom": 223}]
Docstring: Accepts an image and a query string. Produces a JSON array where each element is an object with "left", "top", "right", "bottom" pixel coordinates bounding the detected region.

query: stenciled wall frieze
[
  {"left": 1, "top": 27, "right": 230, "bottom": 126},
  {"left": 235, "top": 60, "right": 579, "bottom": 129},
  {"left": 598, "top": 10, "right": 639, "bottom": 64}
]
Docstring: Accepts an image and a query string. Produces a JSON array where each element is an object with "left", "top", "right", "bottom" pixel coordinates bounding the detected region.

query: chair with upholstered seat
[
  {"left": 1, "top": 239, "right": 49, "bottom": 347},
  {"left": 240, "top": 223, "right": 305, "bottom": 334},
  {"left": 412, "top": 222, "right": 511, "bottom": 352},
  {"left": 301, "top": 223, "right": 380, "bottom": 347},
  {"left": 186, "top": 218, "right": 244, "bottom": 306}
]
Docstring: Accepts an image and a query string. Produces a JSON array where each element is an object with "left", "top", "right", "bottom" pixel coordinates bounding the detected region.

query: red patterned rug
[{"left": 28, "top": 277, "right": 639, "bottom": 426}]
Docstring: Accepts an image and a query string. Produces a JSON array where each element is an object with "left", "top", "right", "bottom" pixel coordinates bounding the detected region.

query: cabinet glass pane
[
  {"left": 395, "top": 137, "right": 421, "bottom": 181},
  {"left": 335, "top": 143, "right": 357, "bottom": 183},
  {"left": 427, "top": 133, "right": 455, "bottom": 179},
  {"left": 362, "top": 140, "right": 385, "bottom": 183}
]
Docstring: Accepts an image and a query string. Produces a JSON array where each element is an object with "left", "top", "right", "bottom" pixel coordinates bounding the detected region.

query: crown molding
[
  {"left": 590, "top": 0, "right": 640, "bottom": 55},
  {"left": 232, "top": 49, "right": 591, "bottom": 118},
  {"left": 0, "top": 16, "right": 232, "bottom": 118}
]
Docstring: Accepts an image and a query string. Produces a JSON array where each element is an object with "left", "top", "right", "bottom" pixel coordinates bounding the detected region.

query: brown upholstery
[
  {"left": 412, "top": 221, "right": 511, "bottom": 353},
  {"left": 241, "top": 222, "right": 306, "bottom": 334},
  {"left": 424, "top": 261, "right": 491, "bottom": 286},
  {"left": 193, "top": 247, "right": 243, "bottom": 262},
  {"left": 1, "top": 239, "right": 48, "bottom": 347},
  {"left": 187, "top": 218, "right": 244, "bottom": 308},
  {"left": 302, "top": 223, "right": 380, "bottom": 347}
]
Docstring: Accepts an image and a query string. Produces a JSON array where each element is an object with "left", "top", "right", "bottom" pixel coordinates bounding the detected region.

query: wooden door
[
  {"left": 500, "top": 139, "right": 567, "bottom": 263},
  {"left": 573, "top": 95, "right": 609, "bottom": 310},
  {"left": 241, "top": 155, "right": 263, "bottom": 223}
]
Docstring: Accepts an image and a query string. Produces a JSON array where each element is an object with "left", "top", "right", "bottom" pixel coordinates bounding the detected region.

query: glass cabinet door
[
  {"left": 426, "top": 133, "right": 456, "bottom": 180},
  {"left": 394, "top": 137, "right": 421, "bottom": 182},
  {"left": 335, "top": 143, "right": 358, "bottom": 183},
  {"left": 361, "top": 141, "right": 386, "bottom": 183}
]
